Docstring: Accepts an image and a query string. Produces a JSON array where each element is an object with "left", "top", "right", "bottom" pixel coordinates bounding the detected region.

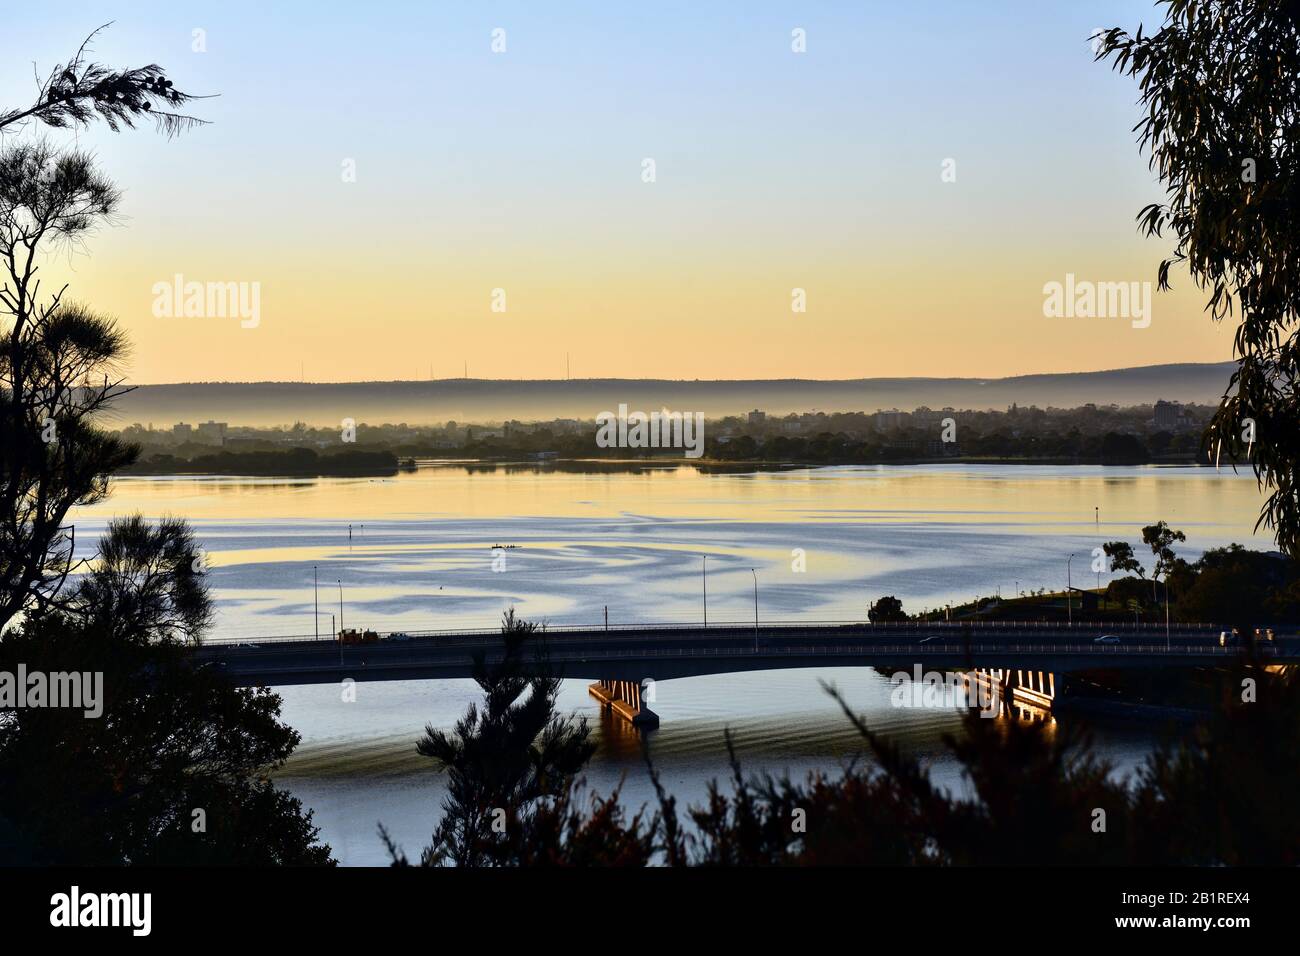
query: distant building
[
  {"left": 747, "top": 410, "right": 766, "bottom": 426},
  {"left": 874, "top": 409, "right": 907, "bottom": 431},
  {"left": 194, "top": 421, "right": 228, "bottom": 445},
  {"left": 1153, "top": 400, "right": 1180, "bottom": 429},
  {"left": 172, "top": 422, "right": 192, "bottom": 442}
]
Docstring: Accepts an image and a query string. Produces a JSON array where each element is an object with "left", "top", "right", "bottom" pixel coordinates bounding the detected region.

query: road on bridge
[{"left": 195, "top": 621, "right": 1298, "bottom": 687}]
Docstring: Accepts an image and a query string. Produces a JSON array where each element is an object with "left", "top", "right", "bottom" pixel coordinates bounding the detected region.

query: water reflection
[
  {"left": 76, "top": 464, "right": 1268, "bottom": 639},
  {"left": 70, "top": 464, "right": 1262, "bottom": 863}
]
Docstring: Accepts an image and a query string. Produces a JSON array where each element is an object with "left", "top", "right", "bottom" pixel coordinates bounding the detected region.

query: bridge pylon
[
  {"left": 964, "top": 668, "right": 1059, "bottom": 720},
  {"left": 588, "top": 679, "right": 659, "bottom": 729}
]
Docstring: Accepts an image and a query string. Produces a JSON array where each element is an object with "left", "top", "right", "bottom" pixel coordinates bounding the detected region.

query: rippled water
[
  {"left": 72, "top": 463, "right": 1266, "bottom": 864},
  {"left": 81, "top": 463, "right": 1268, "bottom": 637}
]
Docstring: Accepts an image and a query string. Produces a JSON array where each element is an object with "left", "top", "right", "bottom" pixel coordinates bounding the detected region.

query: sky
[{"left": 2, "top": 1, "right": 1236, "bottom": 384}]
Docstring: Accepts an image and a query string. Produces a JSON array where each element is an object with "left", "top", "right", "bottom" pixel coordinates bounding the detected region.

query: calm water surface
[{"left": 74, "top": 463, "right": 1267, "bottom": 864}]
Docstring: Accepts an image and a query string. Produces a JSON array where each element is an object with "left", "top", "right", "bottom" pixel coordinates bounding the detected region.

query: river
[{"left": 73, "top": 463, "right": 1267, "bottom": 864}]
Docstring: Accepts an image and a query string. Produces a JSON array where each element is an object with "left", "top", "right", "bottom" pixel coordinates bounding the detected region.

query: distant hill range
[{"left": 111, "top": 362, "right": 1236, "bottom": 427}]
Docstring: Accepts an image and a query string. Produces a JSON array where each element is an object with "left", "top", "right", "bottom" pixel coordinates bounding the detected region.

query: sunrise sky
[{"left": 3, "top": 1, "right": 1234, "bottom": 384}]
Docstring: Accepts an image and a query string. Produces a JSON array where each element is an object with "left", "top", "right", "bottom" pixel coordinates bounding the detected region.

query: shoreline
[{"left": 117, "top": 454, "right": 1213, "bottom": 478}]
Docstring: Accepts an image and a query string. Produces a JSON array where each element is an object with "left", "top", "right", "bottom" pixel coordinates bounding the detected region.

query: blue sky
[{"left": 0, "top": 2, "right": 1232, "bottom": 383}]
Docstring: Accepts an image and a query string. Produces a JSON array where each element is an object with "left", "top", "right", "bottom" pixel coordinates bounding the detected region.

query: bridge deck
[{"left": 195, "top": 622, "right": 1298, "bottom": 687}]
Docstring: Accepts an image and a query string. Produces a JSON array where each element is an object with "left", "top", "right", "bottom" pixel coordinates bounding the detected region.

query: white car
[{"left": 1093, "top": 635, "right": 1121, "bottom": 645}]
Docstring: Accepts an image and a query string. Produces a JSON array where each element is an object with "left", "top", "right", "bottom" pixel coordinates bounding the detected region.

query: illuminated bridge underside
[{"left": 588, "top": 679, "right": 659, "bottom": 728}]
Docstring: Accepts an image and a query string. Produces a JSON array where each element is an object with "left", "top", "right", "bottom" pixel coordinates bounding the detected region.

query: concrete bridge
[{"left": 197, "top": 621, "right": 1299, "bottom": 728}]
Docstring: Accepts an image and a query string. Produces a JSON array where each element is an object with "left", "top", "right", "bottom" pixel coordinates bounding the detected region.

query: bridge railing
[{"left": 202, "top": 617, "right": 1227, "bottom": 646}]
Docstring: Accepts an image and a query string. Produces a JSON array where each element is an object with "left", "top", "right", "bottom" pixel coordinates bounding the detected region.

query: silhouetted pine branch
[{"left": 0, "top": 23, "right": 211, "bottom": 138}]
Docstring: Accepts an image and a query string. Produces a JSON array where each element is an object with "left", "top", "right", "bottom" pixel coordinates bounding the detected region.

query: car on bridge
[
  {"left": 1220, "top": 629, "right": 1239, "bottom": 647},
  {"left": 1093, "top": 635, "right": 1122, "bottom": 645},
  {"left": 1217, "top": 628, "right": 1273, "bottom": 647},
  {"left": 388, "top": 632, "right": 414, "bottom": 642}
]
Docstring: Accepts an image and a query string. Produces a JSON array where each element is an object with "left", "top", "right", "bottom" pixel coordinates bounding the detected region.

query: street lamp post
[
  {"left": 1067, "top": 553, "right": 1077, "bottom": 626},
  {"left": 750, "top": 568, "right": 759, "bottom": 650},
  {"left": 1170, "top": 574, "right": 1180, "bottom": 650},
  {"left": 314, "top": 565, "right": 319, "bottom": 641},
  {"left": 336, "top": 581, "right": 345, "bottom": 671},
  {"left": 1095, "top": 506, "right": 1102, "bottom": 589},
  {"left": 702, "top": 555, "right": 708, "bottom": 628}
]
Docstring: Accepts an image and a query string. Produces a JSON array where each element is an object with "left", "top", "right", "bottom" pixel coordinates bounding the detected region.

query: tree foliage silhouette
[
  {"left": 385, "top": 609, "right": 596, "bottom": 866},
  {"left": 0, "top": 26, "right": 330, "bottom": 866},
  {"left": 74, "top": 515, "right": 213, "bottom": 644},
  {"left": 1132, "top": 665, "right": 1300, "bottom": 864},
  {"left": 868, "top": 595, "right": 907, "bottom": 623},
  {"left": 0, "top": 23, "right": 208, "bottom": 138},
  {"left": 1, "top": 26, "right": 206, "bottom": 631},
  {"left": 1095, "top": 2, "right": 1300, "bottom": 554},
  {"left": 1102, "top": 540, "right": 1146, "bottom": 578},
  {"left": 0, "top": 522, "right": 332, "bottom": 865},
  {"left": 0, "top": 144, "right": 138, "bottom": 631},
  {"left": 1141, "top": 521, "right": 1186, "bottom": 582},
  {"left": 436, "top": 661, "right": 1300, "bottom": 866},
  {"left": 675, "top": 691, "right": 1136, "bottom": 866},
  {"left": 683, "top": 666, "right": 1298, "bottom": 865}
]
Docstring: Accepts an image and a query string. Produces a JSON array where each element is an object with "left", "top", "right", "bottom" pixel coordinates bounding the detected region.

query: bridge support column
[
  {"left": 1009, "top": 668, "right": 1056, "bottom": 716},
  {"left": 966, "top": 668, "right": 1058, "bottom": 718},
  {"left": 962, "top": 669, "right": 1009, "bottom": 716},
  {"left": 588, "top": 679, "right": 659, "bottom": 729}
]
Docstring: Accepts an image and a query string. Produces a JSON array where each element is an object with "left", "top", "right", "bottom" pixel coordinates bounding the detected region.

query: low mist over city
[{"left": 112, "top": 361, "right": 1234, "bottom": 426}]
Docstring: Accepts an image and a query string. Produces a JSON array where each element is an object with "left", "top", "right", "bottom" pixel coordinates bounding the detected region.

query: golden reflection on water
[
  {"left": 87, "top": 463, "right": 1265, "bottom": 535},
  {"left": 69, "top": 463, "right": 1271, "bottom": 637}
]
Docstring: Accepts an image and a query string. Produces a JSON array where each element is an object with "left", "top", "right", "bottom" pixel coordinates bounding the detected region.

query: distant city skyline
[{"left": 4, "top": 1, "right": 1233, "bottom": 384}]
